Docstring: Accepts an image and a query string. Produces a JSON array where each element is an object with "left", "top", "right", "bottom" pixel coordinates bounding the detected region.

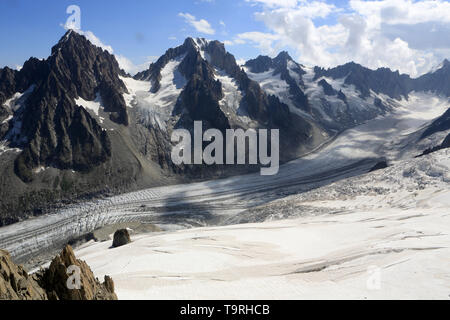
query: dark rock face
[
  {"left": 133, "top": 38, "right": 318, "bottom": 168},
  {"left": 245, "top": 52, "right": 306, "bottom": 78},
  {"left": 137, "top": 38, "right": 310, "bottom": 137},
  {"left": 421, "top": 108, "right": 450, "bottom": 139},
  {"left": 416, "top": 107, "right": 450, "bottom": 156},
  {"left": 415, "top": 59, "right": 450, "bottom": 96},
  {"left": 0, "top": 249, "right": 48, "bottom": 300},
  {"left": 38, "top": 245, "right": 117, "bottom": 300},
  {"left": 112, "top": 229, "right": 131, "bottom": 248},
  {"left": 418, "top": 133, "right": 450, "bottom": 157},
  {"left": 1, "top": 245, "right": 117, "bottom": 300},
  {"left": 442, "top": 134, "right": 450, "bottom": 149},
  {"left": 173, "top": 40, "right": 231, "bottom": 132},
  {"left": 369, "top": 160, "right": 389, "bottom": 172},
  {"left": 0, "top": 30, "right": 129, "bottom": 182},
  {"left": 244, "top": 55, "right": 274, "bottom": 73},
  {"left": 0, "top": 67, "right": 18, "bottom": 106},
  {"left": 314, "top": 59, "right": 450, "bottom": 100},
  {"left": 337, "top": 90, "right": 347, "bottom": 103},
  {"left": 318, "top": 79, "right": 336, "bottom": 96}
]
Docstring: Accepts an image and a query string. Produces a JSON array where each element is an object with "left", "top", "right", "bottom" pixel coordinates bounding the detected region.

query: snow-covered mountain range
[
  {"left": 0, "top": 29, "right": 449, "bottom": 229},
  {"left": 1, "top": 29, "right": 450, "bottom": 300}
]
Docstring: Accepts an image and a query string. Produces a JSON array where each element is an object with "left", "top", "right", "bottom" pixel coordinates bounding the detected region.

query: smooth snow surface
[
  {"left": 120, "top": 76, "right": 152, "bottom": 108},
  {"left": 75, "top": 93, "right": 103, "bottom": 116},
  {"left": 1, "top": 90, "right": 448, "bottom": 263},
  {"left": 143, "top": 56, "right": 186, "bottom": 110},
  {"left": 76, "top": 149, "right": 450, "bottom": 299}
]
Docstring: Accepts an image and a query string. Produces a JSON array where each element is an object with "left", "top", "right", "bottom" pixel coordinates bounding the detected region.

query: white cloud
[
  {"left": 178, "top": 12, "right": 215, "bottom": 35},
  {"left": 115, "top": 55, "right": 157, "bottom": 75},
  {"left": 235, "top": 32, "right": 281, "bottom": 56},
  {"left": 238, "top": 0, "right": 450, "bottom": 76},
  {"left": 235, "top": 58, "right": 246, "bottom": 66},
  {"left": 78, "top": 30, "right": 114, "bottom": 54},
  {"left": 350, "top": 0, "right": 450, "bottom": 25}
]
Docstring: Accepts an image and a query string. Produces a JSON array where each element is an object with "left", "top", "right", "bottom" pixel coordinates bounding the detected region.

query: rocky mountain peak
[
  {"left": 0, "top": 249, "right": 48, "bottom": 300},
  {"left": 0, "top": 30, "right": 133, "bottom": 182},
  {"left": 0, "top": 245, "right": 117, "bottom": 300},
  {"left": 415, "top": 59, "right": 450, "bottom": 96},
  {"left": 39, "top": 245, "right": 117, "bottom": 300},
  {"left": 182, "top": 37, "right": 203, "bottom": 53},
  {"left": 49, "top": 30, "right": 127, "bottom": 101},
  {"left": 244, "top": 51, "right": 305, "bottom": 77},
  {"left": 273, "top": 51, "right": 293, "bottom": 64},
  {"left": 314, "top": 62, "right": 411, "bottom": 99},
  {"left": 244, "top": 55, "right": 274, "bottom": 73}
]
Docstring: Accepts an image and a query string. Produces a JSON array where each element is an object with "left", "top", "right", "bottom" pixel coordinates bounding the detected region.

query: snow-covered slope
[
  {"left": 74, "top": 149, "right": 450, "bottom": 300},
  {"left": 304, "top": 66, "right": 391, "bottom": 126},
  {"left": 119, "top": 55, "right": 187, "bottom": 130},
  {"left": 1, "top": 86, "right": 447, "bottom": 264}
]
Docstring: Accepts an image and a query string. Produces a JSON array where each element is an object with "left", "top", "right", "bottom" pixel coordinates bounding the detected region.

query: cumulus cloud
[
  {"left": 245, "top": 0, "right": 299, "bottom": 8},
  {"left": 178, "top": 12, "right": 215, "bottom": 35},
  {"left": 115, "top": 55, "right": 157, "bottom": 75},
  {"left": 240, "top": 0, "right": 450, "bottom": 76}
]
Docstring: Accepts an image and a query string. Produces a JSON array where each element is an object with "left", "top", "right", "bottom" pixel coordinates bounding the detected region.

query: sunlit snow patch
[
  {"left": 214, "top": 69, "right": 252, "bottom": 124},
  {"left": 143, "top": 55, "right": 187, "bottom": 110},
  {"left": 120, "top": 55, "right": 187, "bottom": 130},
  {"left": 244, "top": 66, "right": 310, "bottom": 119}
]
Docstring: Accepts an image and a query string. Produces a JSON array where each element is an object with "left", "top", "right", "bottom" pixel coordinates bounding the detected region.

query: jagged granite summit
[{"left": 1, "top": 30, "right": 129, "bottom": 182}]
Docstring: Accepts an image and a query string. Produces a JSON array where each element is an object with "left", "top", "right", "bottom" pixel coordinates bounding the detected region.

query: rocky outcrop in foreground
[
  {"left": 0, "top": 249, "right": 47, "bottom": 300},
  {"left": 0, "top": 245, "right": 117, "bottom": 300},
  {"left": 112, "top": 229, "right": 131, "bottom": 248}
]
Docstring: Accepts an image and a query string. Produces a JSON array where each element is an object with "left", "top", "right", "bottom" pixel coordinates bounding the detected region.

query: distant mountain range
[{"left": 0, "top": 30, "right": 449, "bottom": 225}]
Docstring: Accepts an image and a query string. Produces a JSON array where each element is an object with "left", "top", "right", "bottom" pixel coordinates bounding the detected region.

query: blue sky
[
  {"left": 1, "top": 0, "right": 450, "bottom": 76},
  {"left": 0, "top": 0, "right": 271, "bottom": 71}
]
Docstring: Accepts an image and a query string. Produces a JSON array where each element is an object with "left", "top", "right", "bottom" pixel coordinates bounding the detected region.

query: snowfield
[
  {"left": 75, "top": 93, "right": 103, "bottom": 117},
  {"left": 75, "top": 149, "right": 450, "bottom": 300},
  {"left": 1, "top": 69, "right": 449, "bottom": 299},
  {"left": 118, "top": 55, "right": 187, "bottom": 130},
  {"left": 0, "top": 89, "right": 448, "bottom": 265}
]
